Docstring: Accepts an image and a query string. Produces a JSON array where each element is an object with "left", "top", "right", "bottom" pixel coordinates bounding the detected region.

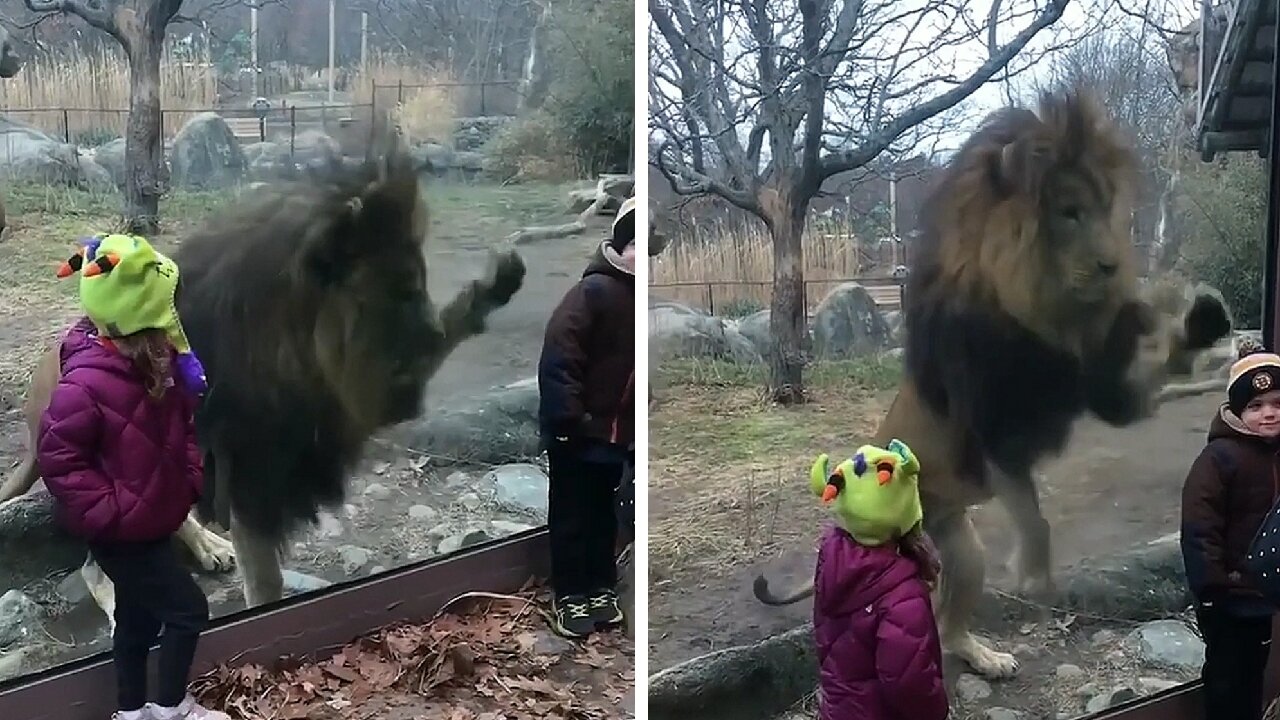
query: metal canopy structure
[{"left": 1196, "top": 0, "right": 1280, "bottom": 349}]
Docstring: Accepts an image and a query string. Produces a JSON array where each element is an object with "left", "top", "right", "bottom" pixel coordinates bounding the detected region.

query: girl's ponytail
[{"left": 900, "top": 523, "right": 942, "bottom": 585}]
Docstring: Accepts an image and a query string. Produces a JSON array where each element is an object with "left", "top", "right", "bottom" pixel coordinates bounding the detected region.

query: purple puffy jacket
[
  {"left": 813, "top": 525, "right": 949, "bottom": 720},
  {"left": 36, "top": 318, "right": 204, "bottom": 544}
]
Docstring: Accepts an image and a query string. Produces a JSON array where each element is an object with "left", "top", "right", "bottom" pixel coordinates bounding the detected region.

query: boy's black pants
[
  {"left": 89, "top": 537, "right": 210, "bottom": 711},
  {"left": 547, "top": 440, "right": 622, "bottom": 599},
  {"left": 1196, "top": 602, "right": 1272, "bottom": 720}
]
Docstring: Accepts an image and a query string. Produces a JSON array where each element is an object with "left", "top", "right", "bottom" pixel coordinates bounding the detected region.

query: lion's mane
[
  {"left": 902, "top": 88, "right": 1150, "bottom": 485},
  {"left": 176, "top": 139, "right": 442, "bottom": 542}
]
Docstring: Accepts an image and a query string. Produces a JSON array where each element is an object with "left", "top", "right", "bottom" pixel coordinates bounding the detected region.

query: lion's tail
[
  {"left": 0, "top": 449, "right": 39, "bottom": 505},
  {"left": 752, "top": 574, "right": 815, "bottom": 606}
]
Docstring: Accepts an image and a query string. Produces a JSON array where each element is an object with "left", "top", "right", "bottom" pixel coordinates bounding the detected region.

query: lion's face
[
  {"left": 1037, "top": 165, "right": 1130, "bottom": 307},
  {"left": 309, "top": 157, "right": 444, "bottom": 431}
]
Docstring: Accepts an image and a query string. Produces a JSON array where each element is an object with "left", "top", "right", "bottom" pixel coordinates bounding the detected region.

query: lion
[
  {"left": 752, "top": 86, "right": 1233, "bottom": 679},
  {"left": 0, "top": 129, "right": 526, "bottom": 624}
]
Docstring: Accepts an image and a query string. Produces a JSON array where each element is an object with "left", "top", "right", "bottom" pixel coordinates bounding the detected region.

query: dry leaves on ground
[{"left": 191, "top": 587, "right": 634, "bottom": 720}]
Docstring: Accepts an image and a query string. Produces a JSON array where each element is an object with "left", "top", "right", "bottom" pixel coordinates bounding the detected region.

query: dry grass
[
  {"left": 350, "top": 51, "right": 460, "bottom": 147},
  {"left": 647, "top": 358, "right": 900, "bottom": 587},
  {"left": 650, "top": 218, "right": 903, "bottom": 316},
  {"left": 0, "top": 43, "right": 217, "bottom": 143}
]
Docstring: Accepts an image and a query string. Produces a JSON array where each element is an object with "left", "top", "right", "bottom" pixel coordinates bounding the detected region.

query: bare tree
[
  {"left": 651, "top": 0, "right": 1072, "bottom": 403},
  {"left": 26, "top": 0, "right": 183, "bottom": 232}
]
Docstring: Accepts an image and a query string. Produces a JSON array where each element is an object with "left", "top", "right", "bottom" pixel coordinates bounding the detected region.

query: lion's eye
[{"left": 1060, "top": 206, "right": 1082, "bottom": 222}]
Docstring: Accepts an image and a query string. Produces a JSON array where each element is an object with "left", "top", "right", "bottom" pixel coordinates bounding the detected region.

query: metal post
[
  {"left": 1266, "top": 15, "right": 1280, "bottom": 350},
  {"left": 251, "top": 1, "right": 259, "bottom": 97},
  {"left": 480, "top": 82, "right": 487, "bottom": 115},
  {"left": 361, "top": 12, "right": 368, "bottom": 69},
  {"left": 62, "top": 109, "right": 70, "bottom": 143},
  {"left": 289, "top": 105, "right": 297, "bottom": 161},
  {"left": 327, "top": 0, "right": 336, "bottom": 104}
]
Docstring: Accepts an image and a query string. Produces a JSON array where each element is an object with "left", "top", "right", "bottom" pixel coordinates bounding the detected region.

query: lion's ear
[{"left": 996, "top": 134, "right": 1054, "bottom": 197}]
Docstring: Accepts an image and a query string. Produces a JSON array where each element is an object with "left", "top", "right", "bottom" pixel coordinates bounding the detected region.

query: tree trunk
[
  {"left": 767, "top": 200, "right": 807, "bottom": 405},
  {"left": 122, "top": 32, "right": 166, "bottom": 234}
]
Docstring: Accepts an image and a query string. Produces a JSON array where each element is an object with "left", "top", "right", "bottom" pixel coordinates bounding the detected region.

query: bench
[{"left": 225, "top": 116, "right": 266, "bottom": 143}]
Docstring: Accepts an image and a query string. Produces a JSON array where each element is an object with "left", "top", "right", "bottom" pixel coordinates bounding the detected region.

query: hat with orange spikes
[
  {"left": 57, "top": 233, "right": 206, "bottom": 394},
  {"left": 808, "top": 439, "right": 924, "bottom": 546}
]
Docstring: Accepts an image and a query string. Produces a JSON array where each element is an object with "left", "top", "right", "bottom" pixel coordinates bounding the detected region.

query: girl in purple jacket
[
  {"left": 810, "top": 440, "right": 949, "bottom": 720},
  {"left": 37, "top": 235, "right": 228, "bottom": 720}
]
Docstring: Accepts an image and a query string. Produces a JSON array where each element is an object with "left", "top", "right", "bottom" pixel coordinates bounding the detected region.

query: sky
[{"left": 649, "top": 0, "right": 1202, "bottom": 165}]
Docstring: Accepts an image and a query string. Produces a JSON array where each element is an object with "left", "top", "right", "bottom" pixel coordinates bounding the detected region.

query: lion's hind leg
[
  {"left": 930, "top": 506, "right": 1020, "bottom": 679},
  {"left": 230, "top": 509, "right": 284, "bottom": 608}
]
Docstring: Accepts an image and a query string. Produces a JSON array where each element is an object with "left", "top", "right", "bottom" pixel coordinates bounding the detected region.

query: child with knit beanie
[
  {"left": 36, "top": 234, "right": 227, "bottom": 720},
  {"left": 537, "top": 198, "right": 635, "bottom": 638},
  {"left": 809, "top": 439, "right": 949, "bottom": 720},
  {"left": 1180, "top": 347, "right": 1280, "bottom": 720}
]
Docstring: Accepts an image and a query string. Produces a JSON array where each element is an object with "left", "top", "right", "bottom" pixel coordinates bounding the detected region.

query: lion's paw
[
  {"left": 481, "top": 250, "right": 526, "bottom": 307},
  {"left": 1015, "top": 570, "right": 1056, "bottom": 600},
  {"left": 193, "top": 527, "right": 237, "bottom": 573},
  {"left": 1185, "top": 291, "right": 1232, "bottom": 350},
  {"left": 951, "top": 634, "right": 1020, "bottom": 679}
]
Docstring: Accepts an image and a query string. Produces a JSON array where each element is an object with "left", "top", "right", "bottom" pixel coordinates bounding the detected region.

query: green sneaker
[
  {"left": 588, "top": 588, "right": 624, "bottom": 628},
  {"left": 550, "top": 594, "right": 594, "bottom": 638}
]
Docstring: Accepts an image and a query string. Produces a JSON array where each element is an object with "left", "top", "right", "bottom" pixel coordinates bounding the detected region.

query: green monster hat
[
  {"left": 809, "top": 438, "right": 924, "bottom": 546},
  {"left": 57, "top": 233, "right": 207, "bottom": 395}
]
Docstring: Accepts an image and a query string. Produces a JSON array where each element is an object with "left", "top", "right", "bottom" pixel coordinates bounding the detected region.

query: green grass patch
[{"left": 654, "top": 355, "right": 903, "bottom": 393}]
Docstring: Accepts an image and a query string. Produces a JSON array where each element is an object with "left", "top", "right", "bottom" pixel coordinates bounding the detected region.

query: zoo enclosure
[
  {"left": 0, "top": 78, "right": 524, "bottom": 150},
  {"left": 648, "top": 276, "right": 907, "bottom": 318}
]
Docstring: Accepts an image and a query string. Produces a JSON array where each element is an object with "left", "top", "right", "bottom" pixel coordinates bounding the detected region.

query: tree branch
[
  {"left": 655, "top": 139, "right": 762, "bottom": 215},
  {"left": 818, "top": 0, "right": 1071, "bottom": 181},
  {"left": 24, "top": 0, "right": 116, "bottom": 35}
]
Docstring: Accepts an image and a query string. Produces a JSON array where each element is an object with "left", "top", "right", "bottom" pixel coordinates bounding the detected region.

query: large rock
[
  {"left": 0, "top": 116, "right": 113, "bottom": 189},
  {"left": 89, "top": 137, "right": 126, "bottom": 187},
  {"left": 730, "top": 310, "right": 774, "bottom": 357},
  {"left": 454, "top": 116, "right": 511, "bottom": 152},
  {"left": 486, "top": 463, "right": 550, "bottom": 517},
  {"left": 648, "top": 625, "right": 816, "bottom": 720},
  {"left": 649, "top": 302, "right": 762, "bottom": 364},
  {"left": 1128, "top": 619, "right": 1204, "bottom": 671},
  {"left": 0, "top": 491, "right": 88, "bottom": 589},
  {"left": 169, "top": 112, "right": 247, "bottom": 189},
  {"left": 810, "top": 283, "right": 893, "bottom": 358},
  {"left": 0, "top": 590, "right": 43, "bottom": 649},
  {"left": 411, "top": 142, "right": 454, "bottom": 174},
  {"left": 291, "top": 129, "right": 340, "bottom": 166},
  {"left": 388, "top": 377, "right": 540, "bottom": 464},
  {"left": 243, "top": 141, "right": 291, "bottom": 180}
]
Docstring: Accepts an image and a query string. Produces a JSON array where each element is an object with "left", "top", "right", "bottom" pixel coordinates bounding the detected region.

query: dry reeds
[
  {"left": 350, "top": 51, "right": 460, "bottom": 147},
  {"left": 649, "top": 216, "right": 899, "bottom": 315},
  {"left": 0, "top": 42, "right": 216, "bottom": 144}
]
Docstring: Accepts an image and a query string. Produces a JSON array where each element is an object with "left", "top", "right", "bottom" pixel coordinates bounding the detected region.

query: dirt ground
[
  {"left": 648, "top": 359, "right": 1221, "bottom": 672},
  {"left": 0, "top": 178, "right": 613, "bottom": 680}
]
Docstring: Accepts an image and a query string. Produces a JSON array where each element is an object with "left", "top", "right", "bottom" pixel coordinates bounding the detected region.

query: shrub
[{"left": 1177, "top": 155, "right": 1266, "bottom": 329}]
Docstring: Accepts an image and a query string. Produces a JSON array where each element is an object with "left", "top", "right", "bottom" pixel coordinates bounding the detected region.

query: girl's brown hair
[
  {"left": 112, "top": 328, "right": 173, "bottom": 400},
  {"left": 900, "top": 523, "right": 942, "bottom": 586}
]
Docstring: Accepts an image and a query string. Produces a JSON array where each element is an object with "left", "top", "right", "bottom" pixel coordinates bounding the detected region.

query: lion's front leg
[
  {"left": 176, "top": 511, "right": 236, "bottom": 573},
  {"left": 438, "top": 249, "right": 526, "bottom": 343},
  {"left": 1095, "top": 285, "right": 1234, "bottom": 420}
]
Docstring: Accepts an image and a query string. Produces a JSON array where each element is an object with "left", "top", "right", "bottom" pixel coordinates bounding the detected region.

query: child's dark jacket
[
  {"left": 1181, "top": 404, "right": 1280, "bottom": 614},
  {"left": 536, "top": 242, "right": 634, "bottom": 453}
]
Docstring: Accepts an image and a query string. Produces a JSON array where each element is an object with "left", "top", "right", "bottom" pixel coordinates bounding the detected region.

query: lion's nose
[{"left": 1097, "top": 260, "right": 1118, "bottom": 276}]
